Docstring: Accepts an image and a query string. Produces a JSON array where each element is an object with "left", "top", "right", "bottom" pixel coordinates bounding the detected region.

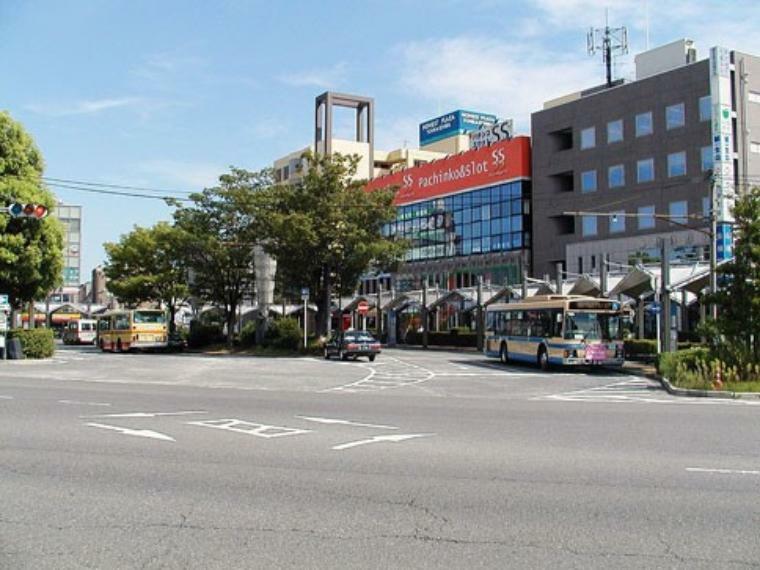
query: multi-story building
[
  {"left": 365, "top": 137, "right": 532, "bottom": 291},
  {"left": 51, "top": 203, "right": 82, "bottom": 302},
  {"left": 530, "top": 40, "right": 760, "bottom": 279}
]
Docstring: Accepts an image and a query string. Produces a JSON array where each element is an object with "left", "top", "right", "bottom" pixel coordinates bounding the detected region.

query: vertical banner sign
[{"left": 710, "top": 46, "right": 735, "bottom": 261}]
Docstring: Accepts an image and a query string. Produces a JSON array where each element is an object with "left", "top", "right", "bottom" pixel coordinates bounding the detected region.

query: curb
[{"left": 659, "top": 376, "right": 760, "bottom": 400}]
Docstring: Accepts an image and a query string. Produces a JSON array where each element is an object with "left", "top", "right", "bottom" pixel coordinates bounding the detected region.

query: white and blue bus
[{"left": 484, "top": 295, "right": 625, "bottom": 370}]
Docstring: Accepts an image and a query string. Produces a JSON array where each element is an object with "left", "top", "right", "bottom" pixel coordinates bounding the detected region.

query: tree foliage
[
  {"left": 703, "top": 186, "right": 760, "bottom": 365},
  {"left": 103, "top": 222, "right": 189, "bottom": 332},
  {"left": 0, "top": 111, "right": 63, "bottom": 307},
  {"left": 252, "top": 152, "right": 405, "bottom": 334},
  {"left": 173, "top": 167, "right": 268, "bottom": 347}
]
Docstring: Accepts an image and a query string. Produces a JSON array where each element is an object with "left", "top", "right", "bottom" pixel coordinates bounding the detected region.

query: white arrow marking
[
  {"left": 59, "top": 400, "right": 111, "bottom": 407},
  {"left": 332, "top": 433, "right": 435, "bottom": 451},
  {"left": 686, "top": 467, "right": 760, "bottom": 476},
  {"left": 85, "top": 411, "right": 206, "bottom": 418},
  {"left": 85, "top": 422, "right": 175, "bottom": 442},
  {"left": 296, "top": 416, "right": 398, "bottom": 430}
]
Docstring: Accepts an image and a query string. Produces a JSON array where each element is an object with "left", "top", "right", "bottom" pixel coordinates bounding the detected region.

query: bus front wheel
[
  {"left": 538, "top": 346, "right": 550, "bottom": 371},
  {"left": 499, "top": 342, "right": 509, "bottom": 365}
]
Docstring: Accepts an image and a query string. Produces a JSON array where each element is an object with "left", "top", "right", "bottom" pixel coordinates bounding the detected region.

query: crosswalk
[{"left": 539, "top": 377, "right": 760, "bottom": 406}]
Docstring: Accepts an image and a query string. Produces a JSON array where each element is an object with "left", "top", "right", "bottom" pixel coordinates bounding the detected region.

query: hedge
[
  {"left": 403, "top": 330, "right": 477, "bottom": 348},
  {"left": 624, "top": 339, "right": 658, "bottom": 358},
  {"left": 262, "top": 318, "right": 302, "bottom": 351},
  {"left": 188, "top": 321, "right": 224, "bottom": 348},
  {"left": 8, "top": 328, "right": 55, "bottom": 359},
  {"left": 656, "top": 347, "right": 710, "bottom": 379}
]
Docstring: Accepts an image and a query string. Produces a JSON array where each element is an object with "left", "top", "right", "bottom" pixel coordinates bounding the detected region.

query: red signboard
[
  {"left": 366, "top": 136, "right": 531, "bottom": 205},
  {"left": 357, "top": 301, "right": 369, "bottom": 315}
]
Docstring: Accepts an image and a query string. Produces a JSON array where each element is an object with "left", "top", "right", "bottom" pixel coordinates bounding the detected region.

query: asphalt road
[{"left": 1, "top": 345, "right": 759, "bottom": 569}]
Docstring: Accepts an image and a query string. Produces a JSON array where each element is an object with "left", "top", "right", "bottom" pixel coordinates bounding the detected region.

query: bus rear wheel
[
  {"left": 499, "top": 342, "right": 509, "bottom": 365},
  {"left": 537, "top": 346, "right": 550, "bottom": 371}
]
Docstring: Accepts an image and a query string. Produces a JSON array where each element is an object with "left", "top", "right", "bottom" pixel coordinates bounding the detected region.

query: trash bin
[{"left": 7, "top": 337, "right": 24, "bottom": 360}]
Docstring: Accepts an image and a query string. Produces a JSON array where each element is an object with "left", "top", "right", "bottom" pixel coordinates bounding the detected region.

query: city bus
[
  {"left": 96, "top": 309, "right": 168, "bottom": 352},
  {"left": 62, "top": 319, "right": 97, "bottom": 345},
  {"left": 484, "top": 295, "right": 625, "bottom": 370}
]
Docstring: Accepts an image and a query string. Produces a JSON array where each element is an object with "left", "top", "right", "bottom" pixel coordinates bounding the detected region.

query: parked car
[{"left": 324, "top": 330, "right": 381, "bottom": 361}]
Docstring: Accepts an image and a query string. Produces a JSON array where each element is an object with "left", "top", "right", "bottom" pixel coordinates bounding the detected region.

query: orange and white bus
[
  {"left": 96, "top": 309, "right": 168, "bottom": 352},
  {"left": 62, "top": 319, "right": 97, "bottom": 345}
]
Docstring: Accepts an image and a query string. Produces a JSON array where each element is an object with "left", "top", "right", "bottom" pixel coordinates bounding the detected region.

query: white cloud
[
  {"left": 395, "top": 36, "right": 599, "bottom": 132},
  {"left": 278, "top": 62, "right": 347, "bottom": 89},
  {"left": 138, "top": 159, "right": 225, "bottom": 190},
  {"left": 25, "top": 97, "right": 144, "bottom": 117}
]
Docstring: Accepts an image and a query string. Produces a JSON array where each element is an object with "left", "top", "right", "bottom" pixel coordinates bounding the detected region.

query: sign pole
[{"left": 303, "top": 297, "right": 308, "bottom": 349}]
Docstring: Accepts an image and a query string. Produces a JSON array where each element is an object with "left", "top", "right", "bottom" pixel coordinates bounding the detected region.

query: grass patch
[{"left": 670, "top": 376, "right": 760, "bottom": 393}]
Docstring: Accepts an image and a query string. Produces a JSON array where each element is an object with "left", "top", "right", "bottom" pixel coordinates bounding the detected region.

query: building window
[
  {"left": 669, "top": 200, "right": 688, "bottom": 225},
  {"left": 666, "top": 103, "right": 685, "bottom": 130},
  {"left": 581, "top": 170, "right": 597, "bottom": 193},
  {"left": 608, "top": 164, "right": 625, "bottom": 188},
  {"left": 750, "top": 141, "right": 760, "bottom": 154},
  {"left": 701, "top": 146, "right": 714, "bottom": 171},
  {"left": 582, "top": 215, "right": 597, "bottom": 237},
  {"left": 749, "top": 91, "right": 760, "bottom": 104},
  {"left": 667, "top": 151, "right": 687, "bottom": 177},
  {"left": 638, "top": 205, "right": 655, "bottom": 230},
  {"left": 702, "top": 196, "right": 711, "bottom": 219},
  {"left": 635, "top": 111, "right": 653, "bottom": 137},
  {"left": 699, "top": 95, "right": 711, "bottom": 122},
  {"left": 637, "top": 158, "right": 654, "bottom": 183},
  {"left": 607, "top": 119, "right": 623, "bottom": 143},
  {"left": 609, "top": 211, "right": 625, "bottom": 233},
  {"left": 580, "top": 127, "right": 596, "bottom": 149}
]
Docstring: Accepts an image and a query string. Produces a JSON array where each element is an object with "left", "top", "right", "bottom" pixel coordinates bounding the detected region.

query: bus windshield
[
  {"left": 564, "top": 312, "right": 622, "bottom": 341},
  {"left": 134, "top": 311, "right": 166, "bottom": 324}
]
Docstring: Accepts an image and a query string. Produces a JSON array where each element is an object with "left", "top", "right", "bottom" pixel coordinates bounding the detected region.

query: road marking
[
  {"left": 295, "top": 416, "right": 398, "bottom": 430},
  {"left": 59, "top": 400, "right": 111, "bottom": 406},
  {"left": 332, "top": 433, "right": 435, "bottom": 451},
  {"left": 85, "top": 422, "right": 175, "bottom": 442},
  {"left": 686, "top": 467, "right": 760, "bottom": 476},
  {"left": 188, "top": 418, "right": 312, "bottom": 439},
  {"left": 84, "top": 410, "right": 206, "bottom": 418},
  {"left": 0, "top": 395, "right": 14, "bottom": 400}
]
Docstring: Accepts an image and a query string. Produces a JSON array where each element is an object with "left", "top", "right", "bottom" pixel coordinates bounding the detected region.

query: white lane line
[
  {"left": 59, "top": 400, "right": 111, "bottom": 407},
  {"left": 0, "top": 395, "right": 14, "bottom": 400},
  {"left": 686, "top": 467, "right": 760, "bottom": 476},
  {"left": 85, "top": 422, "right": 175, "bottom": 442},
  {"left": 332, "top": 433, "right": 435, "bottom": 451},
  {"left": 187, "top": 418, "right": 312, "bottom": 439},
  {"left": 296, "top": 416, "right": 398, "bottom": 430},
  {"left": 83, "top": 410, "right": 206, "bottom": 418}
]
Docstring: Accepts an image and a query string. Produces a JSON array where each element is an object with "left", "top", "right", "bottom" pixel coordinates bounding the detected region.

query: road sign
[
  {"left": 300, "top": 287, "right": 310, "bottom": 301},
  {"left": 357, "top": 301, "right": 369, "bottom": 316},
  {"left": 647, "top": 303, "right": 662, "bottom": 314}
]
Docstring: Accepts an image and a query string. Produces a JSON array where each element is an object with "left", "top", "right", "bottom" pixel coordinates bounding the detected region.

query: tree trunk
[
  {"left": 168, "top": 305, "right": 177, "bottom": 335},
  {"left": 318, "top": 265, "right": 331, "bottom": 336}
]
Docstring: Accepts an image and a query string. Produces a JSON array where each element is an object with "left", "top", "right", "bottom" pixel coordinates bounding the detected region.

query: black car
[{"left": 324, "top": 330, "right": 381, "bottom": 361}]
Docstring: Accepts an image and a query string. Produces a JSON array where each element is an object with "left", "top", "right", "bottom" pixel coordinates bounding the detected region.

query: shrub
[
  {"left": 656, "top": 347, "right": 710, "bottom": 379},
  {"left": 8, "top": 328, "right": 55, "bottom": 359},
  {"left": 240, "top": 321, "right": 257, "bottom": 347},
  {"left": 624, "top": 339, "right": 658, "bottom": 358},
  {"left": 188, "top": 321, "right": 224, "bottom": 348},
  {"left": 263, "top": 318, "right": 302, "bottom": 351}
]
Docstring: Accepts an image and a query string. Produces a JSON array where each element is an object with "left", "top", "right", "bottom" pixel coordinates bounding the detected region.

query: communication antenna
[{"left": 587, "top": 9, "right": 628, "bottom": 87}]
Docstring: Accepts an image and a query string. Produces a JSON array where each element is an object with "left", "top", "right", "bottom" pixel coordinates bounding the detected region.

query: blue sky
[{"left": 2, "top": 0, "right": 758, "bottom": 279}]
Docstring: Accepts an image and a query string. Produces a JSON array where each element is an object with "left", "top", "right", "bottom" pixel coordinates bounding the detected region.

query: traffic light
[{"left": 7, "top": 203, "right": 49, "bottom": 219}]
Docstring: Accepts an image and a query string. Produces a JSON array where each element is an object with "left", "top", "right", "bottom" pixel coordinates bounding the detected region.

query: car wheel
[
  {"left": 116, "top": 339, "right": 123, "bottom": 353},
  {"left": 369, "top": 354, "right": 376, "bottom": 362},
  {"left": 324, "top": 347, "right": 330, "bottom": 360},
  {"left": 538, "top": 346, "right": 550, "bottom": 371},
  {"left": 499, "top": 342, "right": 509, "bottom": 365}
]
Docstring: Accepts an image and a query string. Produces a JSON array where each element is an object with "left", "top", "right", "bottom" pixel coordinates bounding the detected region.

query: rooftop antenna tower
[{"left": 587, "top": 9, "right": 628, "bottom": 87}]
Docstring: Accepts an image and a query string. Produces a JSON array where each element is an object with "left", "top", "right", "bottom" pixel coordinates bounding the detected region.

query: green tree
[
  {"left": 0, "top": 111, "right": 64, "bottom": 311},
  {"left": 703, "top": 186, "right": 760, "bottom": 365},
  {"left": 253, "top": 152, "right": 405, "bottom": 335},
  {"left": 173, "top": 167, "right": 266, "bottom": 348},
  {"left": 104, "top": 222, "right": 190, "bottom": 333}
]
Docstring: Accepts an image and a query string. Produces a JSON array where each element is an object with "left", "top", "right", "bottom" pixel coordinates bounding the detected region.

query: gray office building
[{"left": 530, "top": 40, "right": 760, "bottom": 279}]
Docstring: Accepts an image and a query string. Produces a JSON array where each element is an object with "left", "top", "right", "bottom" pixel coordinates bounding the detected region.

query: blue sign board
[
  {"left": 646, "top": 302, "right": 661, "bottom": 314},
  {"left": 419, "top": 110, "right": 497, "bottom": 146}
]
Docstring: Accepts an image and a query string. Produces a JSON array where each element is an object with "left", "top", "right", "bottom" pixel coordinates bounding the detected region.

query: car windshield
[
  {"left": 564, "top": 312, "right": 622, "bottom": 341},
  {"left": 134, "top": 311, "right": 166, "bottom": 324},
  {"left": 344, "top": 333, "right": 375, "bottom": 342}
]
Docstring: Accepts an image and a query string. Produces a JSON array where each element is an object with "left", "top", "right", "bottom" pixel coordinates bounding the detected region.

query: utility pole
[
  {"left": 587, "top": 11, "right": 628, "bottom": 88},
  {"left": 709, "top": 175, "right": 719, "bottom": 320}
]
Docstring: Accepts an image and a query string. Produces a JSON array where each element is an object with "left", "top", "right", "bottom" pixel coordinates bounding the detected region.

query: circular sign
[{"left": 357, "top": 301, "right": 369, "bottom": 315}]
